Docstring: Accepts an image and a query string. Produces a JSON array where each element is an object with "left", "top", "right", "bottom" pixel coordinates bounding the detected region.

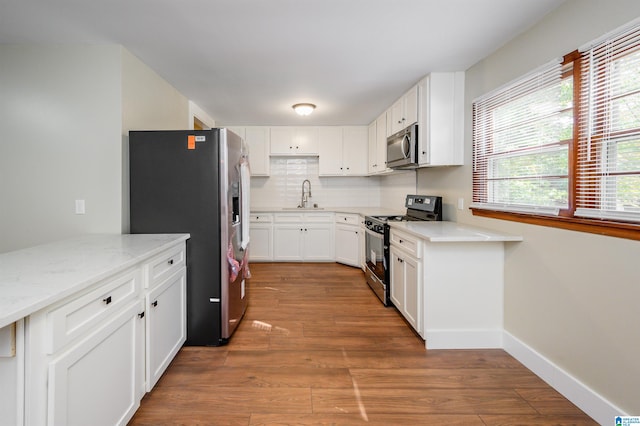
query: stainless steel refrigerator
[{"left": 129, "top": 129, "right": 250, "bottom": 346}]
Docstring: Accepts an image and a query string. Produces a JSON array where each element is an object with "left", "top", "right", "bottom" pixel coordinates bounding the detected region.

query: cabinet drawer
[
  {"left": 46, "top": 267, "right": 141, "bottom": 354},
  {"left": 304, "top": 212, "right": 334, "bottom": 223},
  {"left": 274, "top": 213, "right": 304, "bottom": 223},
  {"left": 250, "top": 213, "right": 273, "bottom": 223},
  {"left": 145, "top": 244, "right": 186, "bottom": 289},
  {"left": 335, "top": 213, "right": 359, "bottom": 225},
  {"left": 390, "top": 229, "right": 421, "bottom": 258}
]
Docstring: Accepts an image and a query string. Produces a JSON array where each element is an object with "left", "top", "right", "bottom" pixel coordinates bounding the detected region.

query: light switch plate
[{"left": 75, "top": 199, "right": 85, "bottom": 215}]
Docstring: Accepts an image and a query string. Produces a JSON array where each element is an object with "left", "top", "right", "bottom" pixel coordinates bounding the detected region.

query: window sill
[{"left": 471, "top": 208, "right": 640, "bottom": 241}]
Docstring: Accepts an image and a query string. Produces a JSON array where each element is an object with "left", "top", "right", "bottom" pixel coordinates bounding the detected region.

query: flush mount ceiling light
[{"left": 292, "top": 103, "right": 316, "bottom": 116}]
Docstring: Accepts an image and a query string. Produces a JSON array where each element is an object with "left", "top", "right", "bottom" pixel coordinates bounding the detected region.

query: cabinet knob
[
  {"left": 168, "top": 259, "right": 174, "bottom": 265},
  {"left": 103, "top": 296, "right": 112, "bottom": 305},
  {"left": 138, "top": 312, "right": 145, "bottom": 319},
  {"left": 399, "top": 239, "right": 403, "bottom": 243},
  {"left": 152, "top": 300, "right": 158, "bottom": 307}
]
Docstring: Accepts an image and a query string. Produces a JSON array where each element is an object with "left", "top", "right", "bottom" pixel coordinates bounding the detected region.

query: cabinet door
[
  {"left": 403, "top": 256, "right": 420, "bottom": 331},
  {"left": 48, "top": 300, "right": 144, "bottom": 426},
  {"left": 146, "top": 268, "right": 186, "bottom": 391},
  {"left": 245, "top": 126, "right": 270, "bottom": 176},
  {"left": 303, "top": 224, "right": 334, "bottom": 261},
  {"left": 367, "top": 121, "right": 377, "bottom": 174},
  {"left": 249, "top": 224, "right": 273, "bottom": 261},
  {"left": 293, "top": 127, "right": 319, "bottom": 154},
  {"left": 273, "top": 225, "right": 303, "bottom": 261},
  {"left": 404, "top": 85, "right": 419, "bottom": 126},
  {"left": 389, "top": 248, "right": 404, "bottom": 309},
  {"left": 342, "top": 126, "right": 368, "bottom": 176},
  {"left": 376, "top": 113, "right": 388, "bottom": 172},
  {"left": 318, "top": 127, "right": 344, "bottom": 176},
  {"left": 270, "top": 127, "right": 295, "bottom": 154},
  {"left": 388, "top": 98, "right": 404, "bottom": 135},
  {"left": 335, "top": 225, "right": 360, "bottom": 267}
]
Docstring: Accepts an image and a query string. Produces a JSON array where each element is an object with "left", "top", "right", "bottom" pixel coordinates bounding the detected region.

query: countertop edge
[
  {"left": 388, "top": 221, "right": 524, "bottom": 243},
  {"left": 0, "top": 233, "right": 190, "bottom": 329},
  {"left": 250, "top": 206, "right": 404, "bottom": 216}
]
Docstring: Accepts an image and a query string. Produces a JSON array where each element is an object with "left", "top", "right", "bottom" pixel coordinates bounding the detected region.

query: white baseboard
[
  {"left": 503, "top": 331, "right": 627, "bottom": 425},
  {"left": 425, "top": 328, "right": 503, "bottom": 349}
]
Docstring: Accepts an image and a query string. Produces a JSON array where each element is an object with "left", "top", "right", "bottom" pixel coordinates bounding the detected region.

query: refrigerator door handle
[{"left": 209, "top": 298, "right": 221, "bottom": 303}]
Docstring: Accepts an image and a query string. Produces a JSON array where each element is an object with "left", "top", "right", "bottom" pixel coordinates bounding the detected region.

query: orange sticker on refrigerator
[{"left": 187, "top": 135, "right": 196, "bottom": 150}]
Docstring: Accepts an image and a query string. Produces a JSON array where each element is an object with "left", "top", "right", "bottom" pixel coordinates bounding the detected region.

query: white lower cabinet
[
  {"left": 389, "top": 231, "right": 423, "bottom": 335},
  {"left": 145, "top": 268, "right": 186, "bottom": 391},
  {"left": 273, "top": 213, "right": 334, "bottom": 261},
  {"left": 47, "top": 300, "right": 144, "bottom": 426},
  {"left": 334, "top": 213, "right": 361, "bottom": 267},
  {"left": 24, "top": 240, "right": 187, "bottom": 426},
  {"left": 249, "top": 214, "right": 273, "bottom": 261}
]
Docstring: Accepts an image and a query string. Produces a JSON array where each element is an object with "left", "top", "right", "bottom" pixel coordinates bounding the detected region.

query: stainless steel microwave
[{"left": 386, "top": 123, "right": 418, "bottom": 169}]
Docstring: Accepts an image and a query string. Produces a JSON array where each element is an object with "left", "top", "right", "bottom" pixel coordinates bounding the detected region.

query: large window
[
  {"left": 576, "top": 24, "right": 640, "bottom": 222},
  {"left": 472, "top": 59, "right": 573, "bottom": 215},
  {"left": 472, "top": 19, "right": 640, "bottom": 240}
]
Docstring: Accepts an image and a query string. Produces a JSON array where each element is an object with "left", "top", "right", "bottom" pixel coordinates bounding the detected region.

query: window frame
[{"left": 471, "top": 50, "right": 640, "bottom": 241}]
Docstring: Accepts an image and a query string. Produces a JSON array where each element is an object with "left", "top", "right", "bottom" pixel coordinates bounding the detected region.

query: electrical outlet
[{"left": 457, "top": 197, "right": 464, "bottom": 211}]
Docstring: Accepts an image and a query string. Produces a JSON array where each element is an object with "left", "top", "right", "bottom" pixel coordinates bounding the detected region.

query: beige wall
[
  {"left": 121, "top": 48, "right": 190, "bottom": 232},
  {"left": 417, "top": 0, "right": 640, "bottom": 416},
  {"left": 0, "top": 45, "right": 123, "bottom": 253},
  {"left": 0, "top": 46, "right": 192, "bottom": 252}
]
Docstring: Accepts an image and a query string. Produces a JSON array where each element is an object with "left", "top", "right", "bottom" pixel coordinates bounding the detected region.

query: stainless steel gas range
[{"left": 364, "top": 195, "right": 442, "bottom": 306}]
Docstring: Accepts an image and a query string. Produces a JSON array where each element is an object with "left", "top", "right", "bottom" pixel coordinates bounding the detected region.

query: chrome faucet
[{"left": 300, "top": 179, "right": 311, "bottom": 208}]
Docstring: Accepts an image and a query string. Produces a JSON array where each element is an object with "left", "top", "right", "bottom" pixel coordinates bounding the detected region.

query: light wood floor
[{"left": 129, "top": 262, "right": 597, "bottom": 425}]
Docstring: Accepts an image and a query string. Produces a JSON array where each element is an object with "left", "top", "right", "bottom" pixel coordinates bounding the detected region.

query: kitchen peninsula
[
  {"left": 388, "top": 221, "right": 522, "bottom": 349},
  {"left": 0, "top": 233, "right": 189, "bottom": 426}
]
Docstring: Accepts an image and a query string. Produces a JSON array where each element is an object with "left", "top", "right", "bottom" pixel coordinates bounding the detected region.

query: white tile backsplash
[{"left": 251, "top": 157, "right": 418, "bottom": 210}]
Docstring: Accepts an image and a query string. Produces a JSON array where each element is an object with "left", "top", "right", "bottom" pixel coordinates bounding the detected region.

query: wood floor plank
[
  {"left": 480, "top": 414, "right": 600, "bottom": 425},
  {"left": 349, "top": 367, "right": 549, "bottom": 389},
  {"left": 311, "top": 387, "right": 538, "bottom": 415},
  {"left": 128, "top": 262, "right": 596, "bottom": 425},
  {"left": 249, "top": 413, "right": 486, "bottom": 425}
]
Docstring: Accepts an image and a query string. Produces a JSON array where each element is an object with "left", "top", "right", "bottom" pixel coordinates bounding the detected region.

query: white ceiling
[{"left": 0, "top": 0, "right": 564, "bottom": 126}]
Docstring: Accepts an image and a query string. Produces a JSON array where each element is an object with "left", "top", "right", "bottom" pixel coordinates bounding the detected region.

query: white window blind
[
  {"left": 576, "top": 20, "right": 640, "bottom": 222},
  {"left": 472, "top": 59, "right": 570, "bottom": 215}
]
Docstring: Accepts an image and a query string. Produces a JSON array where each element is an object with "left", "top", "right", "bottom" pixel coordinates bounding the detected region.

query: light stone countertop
[
  {"left": 0, "top": 233, "right": 190, "bottom": 329},
  {"left": 389, "top": 221, "right": 523, "bottom": 242},
  {"left": 250, "top": 206, "right": 404, "bottom": 217}
]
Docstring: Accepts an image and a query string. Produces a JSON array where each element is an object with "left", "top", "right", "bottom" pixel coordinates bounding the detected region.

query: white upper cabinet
[
  {"left": 417, "top": 72, "right": 465, "bottom": 166},
  {"left": 318, "top": 127, "right": 343, "bottom": 175},
  {"left": 368, "top": 112, "right": 389, "bottom": 175},
  {"left": 318, "top": 126, "right": 367, "bottom": 176},
  {"left": 341, "top": 126, "right": 368, "bottom": 175},
  {"left": 367, "top": 120, "right": 377, "bottom": 174},
  {"left": 387, "top": 85, "right": 419, "bottom": 136},
  {"left": 227, "top": 126, "right": 270, "bottom": 176},
  {"left": 245, "top": 126, "right": 270, "bottom": 176},
  {"left": 270, "top": 126, "right": 319, "bottom": 155}
]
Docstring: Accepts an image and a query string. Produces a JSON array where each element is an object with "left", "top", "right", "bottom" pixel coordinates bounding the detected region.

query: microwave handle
[{"left": 401, "top": 134, "right": 411, "bottom": 159}]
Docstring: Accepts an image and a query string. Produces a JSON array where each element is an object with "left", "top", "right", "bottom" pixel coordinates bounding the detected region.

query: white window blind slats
[
  {"left": 576, "top": 23, "right": 640, "bottom": 222},
  {"left": 472, "top": 59, "right": 568, "bottom": 214}
]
